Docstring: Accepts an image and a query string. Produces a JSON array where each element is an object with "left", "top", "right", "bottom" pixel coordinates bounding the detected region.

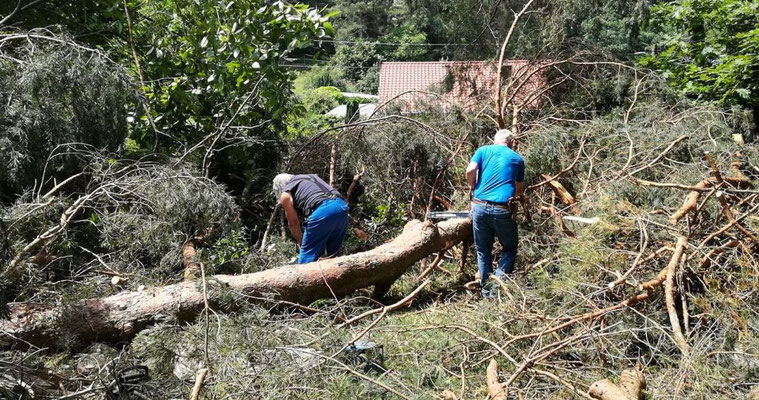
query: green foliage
[
  {"left": 96, "top": 164, "right": 240, "bottom": 272},
  {"left": 378, "top": 23, "right": 429, "bottom": 60},
  {"left": 558, "top": 0, "right": 653, "bottom": 55},
  {"left": 0, "top": 0, "right": 124, "bottom": 42},
  {"left": 0, "top": 38, "right": 134, "bottom": 201},
  {"left": 294, "top": 66, "right": 345, "bottom": 92},
  {"left": 120, "top": 0, "right": 333, "bottom": 151},
  {"left": 330, "top": 39, "right": 378, "bottom": 84},
  {"left": 641, "top": 0, "right": 759, "bottom": 114},
  {"left": 285, "top": 84, "right": 343, "bottom": 139},
  {"left": 206, "top": 228, "right": 250, "bottom": 268}
]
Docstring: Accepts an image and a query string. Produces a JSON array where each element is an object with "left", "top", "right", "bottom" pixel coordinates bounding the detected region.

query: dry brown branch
[
  {"left": 716, "top": 192, "right": 758, "bottom": 241},
  {"left": 258, "top": 203, "right": 280, "bottom": 252},
  {"left": 635, "top": 179, "right": 711, "bottom": 192},
  {"left": 639, "top": 237, "right": 688, "bottom": 291},
  {"left": 338, "top": 280, "right": 431, "bottom": 328},
  {"left": 486, "top": 359, "right": 507, "bottom": 400},
  {"left": 697, "top": 239, "right": 739, "bottom": 269},
  {"left": 698, "top": 202, "right": 759, "bottom": 248},
  {"left": 589, "top": 367, "right": 645, "bottom": 400},
  {"left": 704, "top": 152, "right": 723, "bottom": 184},
  {"left": 500, "top": 291, "right": 650, "bottom": 351},
  {"left": 665, "top": 236, "right": 689, "bottom": 356},
  {"left": 494, "top": 0, "right": 536, "bottom": 128},
  {"left": 529, "top": 137, "right": 586, "bottom": 190},
  {"left": 532, "top": 369, "right": 594, "bottom": 400},
  {"left": 669, "top": 179, "right": 712, "bottom": 223},
  {"left": 626, "top": 134, "right": 688, "bottom": 178},
  {"left": 541, "top": 174, "right": 581, "bottom": 215},
  {"left": 346, "top": 167, "right": 366, "bottom": 205},
  {"left": 329, "top": 142, "right": 337, "bottom": 187},
  {"left": 5, "top": 191, "right": 97, "bottom": 275},
  {"left": 729, "top": 161, "right": 750, "bottom": 182},
  {"left": 183, "top": 239, "right": 201, "bottom": 281},
  {"left": 417, "top": 243, "right": 457, "bottom": 280},
  {"left": 189, "top": 368, "right": 208, "bottom": 400},
  {"left": 458, "top": 240, "right": 470, "bottom": 275},
  {"left": 608, "top": 223, "right": 650, "bottom": 289},
  {"left": 669, "top": 170, "right": 751, "bottom": 223}
]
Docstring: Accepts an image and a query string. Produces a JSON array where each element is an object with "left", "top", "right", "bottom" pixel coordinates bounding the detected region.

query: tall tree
[{"left": 641, "top": 0, "right": 759, "bottom": 128}]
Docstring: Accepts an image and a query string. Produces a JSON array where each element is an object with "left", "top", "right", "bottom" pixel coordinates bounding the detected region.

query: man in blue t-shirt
[{"left": 466, "top": 128, "right": 525, "bottom": 297}]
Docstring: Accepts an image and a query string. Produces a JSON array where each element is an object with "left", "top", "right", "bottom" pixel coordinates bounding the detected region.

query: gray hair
[
  {"left": 272, "top": 173, "right": 294, "bottom": 200},
  {"left": 494, "top": 128, "right": 514, "bottom": 145}
]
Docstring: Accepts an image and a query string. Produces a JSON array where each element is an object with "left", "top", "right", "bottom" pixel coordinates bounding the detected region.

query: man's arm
[
  {"left": 280, "top": 192, "right": 303, "bottom": 246},
  {"left": 466, "top": 161, "right": 478, "bottom": 196},
  {"left": 515, "top": 181, "right": 524, "bottom": 197}
]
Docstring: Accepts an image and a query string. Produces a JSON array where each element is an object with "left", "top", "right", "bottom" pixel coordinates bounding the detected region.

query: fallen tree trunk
[{"left": 0, "top": 218, "right": 471, "bottom": 349}]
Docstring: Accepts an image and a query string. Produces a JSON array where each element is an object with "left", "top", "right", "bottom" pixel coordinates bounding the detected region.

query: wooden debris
[
  {"left": 486, "top": 359, "right": 507, "bottom": 400},
  {"left": 563, "top": 216, "right": 600, "bottom": 224},
  {"left": 541, "top": 174, "right": 581, "bottom": 215},
  {"left": 704, "top": 152, "right": 723, "bottom": 183},
  {"left": 589, "top": 367, "right": 645, "bottom": 400},
  {"left": 665, "top": 236, "right": 689, "bottom": 356},
  {"left": 183, "top": 239, "right": 201, "bottom": 281},
  {"left": 189, "top": 368, "right": 208, "bottom": 400}
]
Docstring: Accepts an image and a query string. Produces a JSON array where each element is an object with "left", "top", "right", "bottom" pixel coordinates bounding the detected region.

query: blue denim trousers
[
  {"left": 472, "top": 202, "right": 518, "bottom": 296},
  {"left": 299, "top": 198, "right": 349, "bottom": 264}
]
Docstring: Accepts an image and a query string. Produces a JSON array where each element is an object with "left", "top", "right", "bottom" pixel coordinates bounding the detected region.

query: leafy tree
[
  {"left": 379, "top": 23, "right": 429, "bottom": 61},
  {"left": 329, "top": 39, "right": 378, "bottom": 83},
  {"left": 121, "top": 0, "right": 332, "bottom": 151},
  {"left": 113, "top": 0, "right": 333, "bottom": 222},
  {"left": 640, "top": 0, "right": 759, "bottom": 127}
]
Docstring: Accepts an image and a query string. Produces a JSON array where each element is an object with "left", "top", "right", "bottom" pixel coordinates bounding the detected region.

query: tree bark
[
  {"left": 0, "top": 219, "right": 472, "bottom": 349},
  {"left": 589, "top": 367, "right": 645, "bottom": 400},
  {"left": 486, "top": 359, "right": 507, "bottom": 400}
]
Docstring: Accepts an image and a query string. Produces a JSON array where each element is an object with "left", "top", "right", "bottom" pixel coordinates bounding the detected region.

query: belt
[{"left": 472, "top": 198, "right": 511, "bottom": 210}]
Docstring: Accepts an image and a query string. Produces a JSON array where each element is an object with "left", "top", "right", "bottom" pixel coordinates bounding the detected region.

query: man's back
[{"left": 471, "top": 144, "right": 525, "bottom": 204}]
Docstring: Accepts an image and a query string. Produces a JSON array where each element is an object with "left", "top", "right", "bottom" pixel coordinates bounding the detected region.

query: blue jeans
[
  {"left": 299, "top": 198, "right": 349, "bottom": 264},
  {"left": 472, "top": 202, "right": 518, "bottom": 296}
]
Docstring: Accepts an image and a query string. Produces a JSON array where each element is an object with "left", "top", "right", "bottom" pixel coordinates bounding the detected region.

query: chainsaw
[{"left": 426, "top": 193, "right": 532, "bottom": 222}]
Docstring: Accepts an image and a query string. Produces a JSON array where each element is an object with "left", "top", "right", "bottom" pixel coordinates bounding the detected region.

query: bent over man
[
  {"left": 466, "top": 129, "right": 525, "bottom": 297},
  {"left": 273, "top": 173, "right": 349, "bottom": 264}
]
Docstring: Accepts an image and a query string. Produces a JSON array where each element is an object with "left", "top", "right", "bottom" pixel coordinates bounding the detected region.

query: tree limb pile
[{"left": 0, "top": 218, "right": 472, "bottom": 349}]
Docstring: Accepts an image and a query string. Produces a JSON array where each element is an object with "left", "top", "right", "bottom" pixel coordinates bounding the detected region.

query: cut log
[
  {"left": 0, "top": 219, "right": 472, "bottom": 349},
  {"left": 183, "top": 239, "right": 201, "bottom": 281},
  {"left": 486, "top": 359, "right": 507, "bottom": 400},
  {"left": 589, "top": 367, "right": 645, "bottom": 400}
]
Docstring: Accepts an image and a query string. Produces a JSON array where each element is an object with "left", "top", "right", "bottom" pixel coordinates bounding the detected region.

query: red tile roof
[{"left": 378, "top": 60, "right": 546, "bottom": 111}]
